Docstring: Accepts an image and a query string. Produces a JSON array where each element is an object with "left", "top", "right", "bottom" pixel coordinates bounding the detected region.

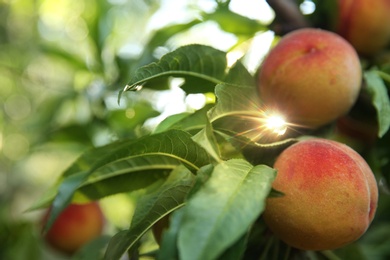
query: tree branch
[{"left": 266, "top": 0, "right": 310, "bottom": 35}]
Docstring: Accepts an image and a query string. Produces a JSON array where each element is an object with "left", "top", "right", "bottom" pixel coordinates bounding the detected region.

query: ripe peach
[
  {"left": 258, "top": 28, "right": 362, "bottom": 128},
  {"left": 263, "top": 139, "right": 378, "bottom": 250},
  {"left": 335, "top": 0, "right": 390, "bottom": 56},
  {"left": 42, "top": 202, "right": 105, "bottom": 255}
]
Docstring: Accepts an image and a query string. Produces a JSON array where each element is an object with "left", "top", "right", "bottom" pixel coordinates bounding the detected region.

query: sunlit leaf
[
  {"left": 123, "top": 45, "right": 225, "bottom": 92},
  {"left": 178, "top": 159, "right": 276, "bottom": 260},
  {"left": 121, "top": 44, "right": 254, "bottom": 98},
  {"left": 364, "top": 70, "right": 390, "bottom": 137},
  {"left": 209, "top": 83, "right": 261, "bottom": 122},
  {"left": 104, "top": 166, "right": 194, "bottom": 260},
  {"left": 208, "top": 83, "right": 284, "bottom": 143}
]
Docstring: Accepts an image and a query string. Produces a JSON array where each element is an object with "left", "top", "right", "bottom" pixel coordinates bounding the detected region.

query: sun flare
[{"left": 264, "top": 114, "right": 287, "bottom": 135}]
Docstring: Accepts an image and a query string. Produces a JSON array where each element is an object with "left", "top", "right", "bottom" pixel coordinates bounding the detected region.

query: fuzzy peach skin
[
  {"left": 43, "top": 202, "right": 104, "bottom": 255},
  {"left": 263, "top": 139, "right": 378, "bottom": 251},
  {"left": 258, "top": 28, "right": 362, "bottom": 128},
  {"left": 336, "top": 0, "right": 390, "bottom": 56}
]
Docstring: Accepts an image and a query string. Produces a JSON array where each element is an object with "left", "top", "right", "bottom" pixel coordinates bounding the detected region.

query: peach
[
  {"left": 263, "top": 138, "right": 378, "bottom": 250},
  {"left": 258, "top": 28, "right": 362, "bottom": 128},
  {"left": 335, "top": 0, "right": 390, "bottom": 56},
  {"left": 42, "top": 202, "right": 105, "bottom": 255}
]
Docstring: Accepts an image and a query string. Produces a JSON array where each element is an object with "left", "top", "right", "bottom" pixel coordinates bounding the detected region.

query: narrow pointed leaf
[
  {"left": 178, "top": 159, "right": 276, "bottom": 260},
  {"left": 124, "top": 45, "right": 225, "bottom": 91},
  {"left": 42, "top": 171, "right": 89, "bottom": 233},
  {"left": 104, "top": 166, "right": 194, "bottom": 260},
  {"left": 123, "top": 44, "right": 254, "bottom": 94},
  {"left": 364, "top": 70, "right": 390, "bottom": 137},
  {"left": 192, "top": 119, "right": 221, "bottom": 162}
]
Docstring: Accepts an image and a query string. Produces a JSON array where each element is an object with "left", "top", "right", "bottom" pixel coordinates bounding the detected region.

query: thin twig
[{"left": 266, "top": 0, "right": 310, "bottom": 35}]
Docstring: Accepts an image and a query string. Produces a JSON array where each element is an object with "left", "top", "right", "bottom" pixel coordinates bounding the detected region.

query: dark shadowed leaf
[
  {"left": 157, "top": 208, "right": 186, "bottom": 260},
  {"left": 217, "top": 232, "right": 249, "bottom": 260}
]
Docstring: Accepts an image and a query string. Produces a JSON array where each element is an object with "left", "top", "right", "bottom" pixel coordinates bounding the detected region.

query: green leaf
[
  {"left": 308, "top": 0, "right": 339, "bottom": 30},
  {"left": 36, "top": 130, "right": 211, "bottom": 233},
  {"left": 192, "top": 118, "right": 221, "bottom": 162},
  {"left": 157, "top": 208, "right": 186, "bottom": 260},
  {"left": 104, "top": 166, "right": 195, "bottom": 260},
  {"left": 217, "top": 232, "right": 249, "bottom": 260},
  {"left": 359, "top": 223, "right": 390, "bottom": 258},
  {"left": 119, "top": 20, "right": 203, "bottom": 82},
  {"left": 364, "top": 70, "right": 390, "bottom": 137},
  {"left": 148, "top": 20, "right": 202, "bottom": 50},
  {"left": 333, "top": 243, "right": 367, "bottom": 260},
  {"left": 208, "top": 83, "right": 287, "bottom": 143},
  {"left": 123, "top": 45, "right": 225, "bottom": 91},
  {"left": 73, "top": 235, "right": 112, "bottom": 260},
  {"left": 154, "top": 104, "right": 213, "bottom": 134},
  {"left": 377, "top": 70, "right": 390, "bottom": 84},
  {"left": 178, "top": 159, "right": 276, "bottom": 260},
  {"left": 121, "top": 44, "right": 254, "bottom": 97},
  {"left": 154, "top": 112, "right": 192, "bottom": 134},
  {"left": 209, "top": 83, "right": 261, "bottom": 122},
  {"left": 203, "top": 5, "right": 267, "bottom": 37},
  {"left": 241, "top": 136, "right": 298, "bottom": 165},
  {"left": 42, "top": 171, "right": 90, "bottom": 233},
  {"left": 107, "top": 101, "right": 160, "bottom": 138}
]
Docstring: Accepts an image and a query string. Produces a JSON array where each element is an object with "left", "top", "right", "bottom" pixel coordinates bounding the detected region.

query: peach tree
[{"left": 31, "top": 0, "right": 390, "bottom": 259}]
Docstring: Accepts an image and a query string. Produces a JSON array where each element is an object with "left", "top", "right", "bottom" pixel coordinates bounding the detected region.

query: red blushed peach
[
  {"left": 335, "top": 0, "right": 390, "bottom": 56},
  {"left": 258, "top": 28, "right": 362, "bottom": 128},
  {"left": 263, "top": 138, "right": 378, "bottom": 251},
  {"left": 42, "top": 202, "right": 105, "bottom": 255}
]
